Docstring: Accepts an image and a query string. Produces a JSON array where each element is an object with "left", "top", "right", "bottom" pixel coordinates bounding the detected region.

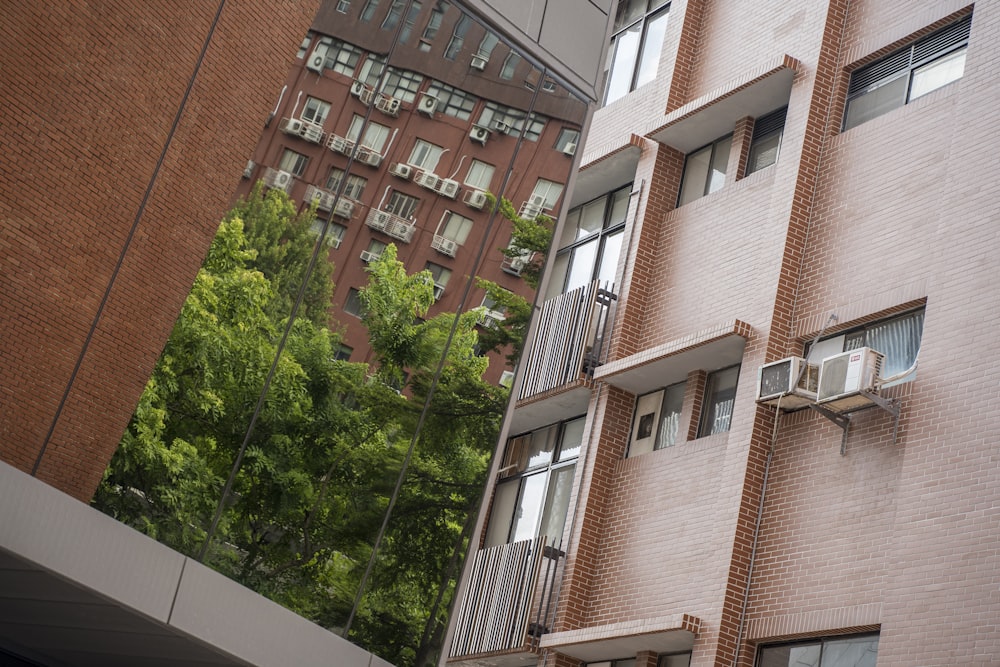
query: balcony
[
  {"left": 448, "top": 537, "right": 563, "bottom": 662},
  {"left": 278, "top": 117, "right": 324, "bottom": 144},
  {"left": 365, "top": 209, "right": 415, "bottom": 243}
]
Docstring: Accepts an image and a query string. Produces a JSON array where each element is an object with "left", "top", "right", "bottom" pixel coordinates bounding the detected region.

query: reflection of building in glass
[
  {"left": 449, "top": 4, "right": 1000, "bottom": 667},
  {"left": 237, "top": 0, "right": 587, "bottom": 382}
]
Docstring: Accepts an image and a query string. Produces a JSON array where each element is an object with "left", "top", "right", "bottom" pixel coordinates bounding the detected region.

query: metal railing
[{"left": 518, "top": 280, "right": 617, "bottom": 400}]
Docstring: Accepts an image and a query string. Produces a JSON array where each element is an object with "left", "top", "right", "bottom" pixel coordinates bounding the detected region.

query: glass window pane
[
  {"left": 609, "top": 186, "right": 631, "bottom": 224},
  {"left": 596, "top": 229, "right": 623, "bottom": 286},
  {"left": 605, "top": 25, "right": 641, "bottom": 104},
  {"left": 545, "top": 252, "right": 570, "bottom": 300},
  {"left": 630, "top": 389, "right": 664, "bottom": 456},
  {"left": 658, "top": 654, "right": 691, "bottom": 667},
  {"left": 538, "top": 464, "right": 575, "bottom": 544},
  {"left": 708, "top": 135, "right": 732, "bottom": 194},
  {"left": 557, "top": 417, "right": 585, "bottom": 461},
  {"left": 865, "top": 310, "right": 923, "bottom": 380},
  {"left": 509, "top": 473, "right": 546, "bottom": 542},
  {"left": 559, "top": 207, "right": 583, "bottom": 247},
  {"left": 679, "top": 145, "right": 712, "bottom": 205},
  {"left": 699, "top": 365, "right": 740, "bottom": 437},
  {"left": 578, "top": 199, "right": 606, "bottom": 239},
  {"left": 909, "top": 47, "right": 966, "bottom": 101},
  {"left": 656, "top": 382, "right": 685, "bottom": 449},
  {"left": 565, "top": 239, "right": 599, "bottom": 292},
  {"left": 758, "top": 643, "right": 822, "bottom": 667},
  {"left": 614, "top": 0, "right": 647, "bottom": 30},
  {"left": 635, "top": 8, "right": 669, "bottom": 89},
  {"left": 821, "top": 636, "right": 879, "bottom": 667},
  {"left": 747, "top": 132, "right": 781, "bottom": 174},
  {"left": 524, "top": 425, "right": 557, "bottom": 468},
  {"left": 485, "top": 480, "right": 518, "bottom": 546},
  {"left": 844, "top": 74, "right": 908, "bottom": 129}
]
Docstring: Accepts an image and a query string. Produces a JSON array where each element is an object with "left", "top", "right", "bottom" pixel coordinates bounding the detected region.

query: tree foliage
[{"left": 93, "top": 187, "right": 517, "bottom": 666}]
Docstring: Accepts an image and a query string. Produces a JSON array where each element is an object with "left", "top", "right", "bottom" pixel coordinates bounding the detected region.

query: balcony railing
[
  {"left": 517, "top": 280, "right": 617, "bottom": 401},
  {"left": 365, "top": 209, "right": 415, "bottom": 243},
  {"left": 448, "top": 537, "right": 564, "bottom": 659}
]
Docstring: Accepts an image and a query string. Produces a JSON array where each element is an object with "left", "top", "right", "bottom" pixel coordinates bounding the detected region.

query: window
[
  {"left": 421, "top": 1, "right": 449, "bottom": 48},
  {"left": 386, "top": 191, "right": 419, "bottom": 218},
  {"left": 746, "top": 106, "right": 786, "bottom": 175},
  {"left": 484, "top": 417, "right": 584, "bottom": 547},
  {"left": 589, "top": 660, "right": 636, "bottom": 667},
  {"left": 678, "top": 134, "right": 732, "bottom": 206},
  {"left": 326, "top": 168, "right": 368, "bottom": 200},
  {"left": 363, "top": 238, "right": 388, "bottom": 261},
  {"left": 556, "top": 128, "right": 581, "bottom": 153},
  {"left": 844, "top": 15, "right": 970, "bottom": 130},
  {"left": 381, "top": 0, "right": 405, "bottom": 30},
  {"left": 659, "top": 654, "right": 692, "bottom": 667},
  {"left": 604, "top": 0, "right": 670, "bottom": 104},
  {"left": 425, "top": 80, "right": 478, "bottom": 120},
  {"left": 545, "top": 185, "right": 628, "bottom": 299},
  {"left": 500, "top": 52, "right": 522, "bottom": 80},
  {"left": 629, "top": 381, "right": 685, "bottom": 456},
  {"left": 311, "top": 219, "right": 347, "bottom": 248},
  {"left": 531, "top": 179, "right": 564, "bottom": 210},
  {"left": 301, "top": 97, "right": 331, "bottom": 125},
  {"left": 807, "top": 308, "right": 924, "bottom": 386},
  {"left": 347, "top": 115, "right": 390, "bottom": 152},
  {"left": 334, "top": 344, "right": 353, "bottom": 361},
  {"left": 425, "top": 262, "right": 451, "bottom": 297},
  {"left": 698, "top": 365, "right": 740, "bottom": 437},
  {"left": 445, "top": 14, "right": 471, "bottom": 60},
  {"left": 297, "top": 34, "right": 312, "bottom": 59},
  {"left": 478, "top": 102, "right": 547, "bottom": 141},
  {"left": 436, "top": 212, "right": 473, "bottom": 244},
  {"left": 278, "top": 149, "right": 309, "bottom": 176},
  {"left": 408, "top": 139, "right": 445, "bottom": 171},
  {"left": 399, "top": 0, "right": 422, "bottom": 42},
  {"left": 359, "top": 55, "right": 386, "bottom": 87},
  {"left": 477, "top": 31, "right": 499, "bottom": 60},
  {"left": 360, "top": 0, "right": 379, "bottom": 22},
  {"left": 317, "top": 37, "right": 363, "bottom": 76},
  {"left": 757, "top": 633, "right": 878, "bottom": 667},
  {"left": 336, "top": 0, "right": 351, "bottom": 13},
  {"left": 344, "top": 288, "right": 364, "bottom": 316},
  {"left": 381, "top": 67, "right": 424, "bottom": 103},
  {"left": 464, "top": 159, "right": 494, "bottom": 190}
]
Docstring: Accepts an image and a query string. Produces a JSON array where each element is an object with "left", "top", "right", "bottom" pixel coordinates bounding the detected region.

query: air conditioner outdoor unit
[
  {"left": 273, "top": 170, "right": 293, "bottom": 188},
  {"left": 433, "top": 283, "right": 446, "bottom": 300},
  {"left": 491, "top": 119, "right": 511, "bottom": 134},
  {"left": 478, "top": 309, "right": 505, "bottom": 329},
  {"left": 309, "top": 188, "right": 336, "bottom": 211},
  {"left": 369, "top": 210, "right": 392, "bottom": 230},
  {"left": 334, "top": 198, "right": 355, "bottom": 218},
  {"left": 520, "top": 194, "right": 547, "bottom": 219},
  {"left": 435, "top": 178, "right": 460, "bottom": 199},
  {"left": 464, "top": 189, "right": 488, "bottom": 210},
  {"left": 755, "top": 357, "right": 819, "bottom": 410},
  {"left": 528, "top": 194, "right": 547, "bottom": 208},
  {"left": 328, "top": 135, "right": 355, "bottom": 155},
  {"left": 816, "top": 347, "right": 884, "bottom": 412},
  {"left": 417, "top": 93, "right": 439, "bottom": 115},
  {"left": 470, "top": 54, "right": 488, "bottom": 71},
  {"left": 280, "top": 118, "right": 304, "bottom": 135},
  {"left": 469, "top": 125, "right": 490, "bottom": 145},
  {"left": 359, "top": 250, "right": 381, "bottom": 263},
  {"left": 307, "top": 43, "right": 329, "bottom": 72},
  {"left": 350, "top": 80, "right": 366, "bottom": 97},
  {"left": 561, "top": 142, "right": 577, "bottom": 157},
  {"left": 376, "top": 94, "right": 401, "bottom": 117},
  {"left": 356, "top": 147, "right": 382, "bottom": 167},
  {"left": 390, "top": 163, "right": 414, "bottom": 179},
  {"left": 432, "top": 235, "right": 458, "bottom": 257},
  {"left": 242, "top": 160, "right": 255, "bottom": 179},
  {"left": 300, "top": 122, "right": 324, "bottom": 144},
  {"left": 415, "top": 171, "right": 441, "bottom": 190}
]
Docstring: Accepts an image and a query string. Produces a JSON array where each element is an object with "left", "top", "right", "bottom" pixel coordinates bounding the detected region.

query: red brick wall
[{"left": 0, "top": 1, "right": 319, "bottom": 501}]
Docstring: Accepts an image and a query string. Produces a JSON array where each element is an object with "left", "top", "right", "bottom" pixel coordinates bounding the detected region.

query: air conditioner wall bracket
[{"left": 809, "top": 391, "right": 900, "bottom": 455}]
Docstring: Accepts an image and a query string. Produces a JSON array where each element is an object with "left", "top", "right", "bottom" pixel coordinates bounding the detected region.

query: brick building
[
  {"left": 233, "top": 0, "right": 592, "bottom": 384},
  {"left": 446, "top": 1, "right": 1000, "bottom": 666}
]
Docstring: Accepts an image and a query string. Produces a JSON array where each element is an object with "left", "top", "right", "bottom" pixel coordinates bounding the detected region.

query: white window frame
[
  {"left": 301, "top": 96, "right": 331, "bottom": 125},
  {"left": 436, "top": 211, "right": 473, "bottom": 244},
  {"left": 347, "top": 115, "right": 390, "bottom": 152},
  {"left": 464, "top": 159, "right": 495, "bottom": 190},
  {"left": 278, "top": 149, "right": 309, "bottom": 176},
  {"left": 408, "top": 139, "right": 445, "bottom": 171}
]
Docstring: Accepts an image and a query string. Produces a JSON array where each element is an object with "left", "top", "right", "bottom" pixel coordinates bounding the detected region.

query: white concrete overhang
[
  {"left": 510, "top": 378, "right": 593, "bottom": 434},
  {"left": 539, "top": 614, "right": 701, "bottom": 662},
  {"left": 0, "top": 461, "right": 395, "bottom": 667},
  {"left": 569, "top": 135, "right": 643, "bottom": 208},
  {"left": 648, "top": 54, "right": 800, "bottom": 153},
  {"left": 593, "top": 320, "right": 752, "bottom": 395}
]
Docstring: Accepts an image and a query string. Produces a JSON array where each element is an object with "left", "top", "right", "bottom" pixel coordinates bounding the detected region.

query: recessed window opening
[
  {"left": 698, "top": 364, "right": 740, "bottom": 437},
  {"left": 604, "top": 0, "right": 670, "bottom": 104},
  {"left": 678, "top": 134, "right": 732, "bottom": 206},
  {"left": 756, "top": 632, "right": 879, "bottom": 667},
  {"left": 843, "top": 14, "right": 971, "bottom": 130},
  {"left": 746, "top": 106, "right": 787, "bottom": 175},
  {"left": 629, "top": 381, "right": 686, "bottom": 456}
]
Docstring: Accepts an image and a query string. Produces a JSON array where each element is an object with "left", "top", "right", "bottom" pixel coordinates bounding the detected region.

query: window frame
[
  {"left": 326, "top": 168, "right": 368, "bottom": 200},
  {"left": 843, "top": 14, "right": 971, "bottom": 131},
  {"left": 278, "top": 149, "right": 309, "bottom": 176},
  {"left": 386, "top": 190, "right": 420, "bottom": 218},
  {"left": 697, "top": 364, "right": 741, "bottom": 438},
  {"left": 603, "top": 0, "right": 670, "bottom": 105},
  {"left": 628, "top": 381, "right": 686, "bottom": 457},
  {"left": 408, "top": 139, "right": 445, "bottom": 171},
  {"left": 464, "top": 159, "right": 495, "bottom": 190},
  {"left": 746, "top": 106, "right": 787, "bottom": 176},
  {"left": 435, "top": 211, "right": 473, "bottom": 244},
  {"left": 756, "top": 632, "right": 879, "bottom": 667},
  {"left": 301, "top": 96, "right": 332, "bottom": 125},
  {"left": 677, "top": 134, "right": 733, "bottom": 206},
  {"left": 347, "top": 115, "right": 391, "bottom": 152}
]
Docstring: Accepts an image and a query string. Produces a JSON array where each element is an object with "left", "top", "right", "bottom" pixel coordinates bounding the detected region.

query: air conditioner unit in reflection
[
  {"left": 562, "top": 142, "right": 577, "bottom": 156},
  {"left": 310, "top": 188, "right": 337, "bottom": 211},
  {"left": 816, "top": 347, "right": 884, "bottom": 412},
  {"left": 375, "top": 94, "right": 401, "bottom": 116},
  {"left": 281, "top": 118, "right": 304, "bottom": 135},
  {"left": 755, "top": 357, "right": 819, "bottom": 410},
  {"left": 470, "top": 54, "right": 488, "bottom": 71},
  {"left": 242, "top": 160, "right": 255, "bottom": 179},
  {"left": 356, "top": 147, "right": 383, "bottom": 167},
  {"left": 307, "top": 43, "right": 329, "bottom": 72},
  {"left": 359, "top": 250, "right": 381, "bottom": 263},
  {"left": 491, "top": 119, "right": 511, "bottom": 134},
  {"left": 464, "top": 189, "right": 488, "bottom": 210},
  {"left": 431, "top": 235, "right": 458, "bottom": 257},
  {"left": 328, "top": 135, "right": 355, "bottom": 155},
  {"left": 350, "top": 80, "right": 367, "bottom": 97},
  {"left": 435, "top": 178, "right": 460, "bottom": 199},
  {"left": 390, "top": 163, "right": 414, "bottom": 179},
  {"left": 333, "top": 198, "right": 355, "bottom": 219},
  {"left": 417, "top": 93, "right": 439, "bottom": 115},
  {"left": 469, "top": 125, "right": 490, "bottom": 146},
  {"left": 271, "top": 170, "right": 293, "bottom": 189},
  {"left": 300, "top": 122, "right": 324, "bottom": 143},
  {"left": 415, "top": 170, "right": 441, "bottom": 190}
]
